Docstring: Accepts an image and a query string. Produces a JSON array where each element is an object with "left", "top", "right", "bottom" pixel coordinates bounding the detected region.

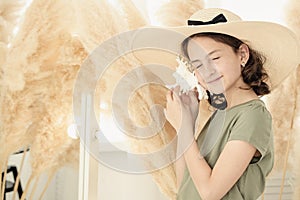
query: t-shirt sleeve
[{"left": 228, "top": 105, "right": 272, "bottom": 158}]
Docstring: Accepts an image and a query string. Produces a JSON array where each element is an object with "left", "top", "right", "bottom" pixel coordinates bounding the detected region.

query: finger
[
  {"left": 180, "top": 93, "right": 190, "bottom": 104},
  {"left": 193, "top": 88, "right": 200, "bottom": 102},
  {"left": 188, "top": 90, "right": 197, "bottom": 98},
  {"left": 172, "top": 90, "right": 182, "bottom": 104},
  {"left": 173, "top": 85, "right": 181, "bottom": 96}
]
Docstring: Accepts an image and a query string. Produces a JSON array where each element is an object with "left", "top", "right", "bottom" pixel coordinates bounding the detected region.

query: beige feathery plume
[
  {"left": 71, "top": 0, "right": 129, "bottom": 53},
  {"left": 1, "top": 0, "right": 85, "bottom": 198},
  {"left": 1, "top": 1, "right": 205, "bottom": 199},
  {"left": 19, "top": 1, "right": 87, "bottom": 196},
  {"left": 88, "top": 2, "right": 178, "bottom": 196},
  {"left": 0, "top": 42, "right": 5, "bottom": 67},
  {"left": 0, "top": 0, "right": 25, "bottom": 44},
  {"left": 95, "top": 57, "right": 178, "bottom": 199},
  {"left": 125, "top": 1, "right": 205, "bottom": 199},
  {"left": 291, "top": 66, "right": 300, "bottom": 199},
  {"left": 1, "top": 0, "right": 144, "bottom": 197},
  {"left": 281, "top": 65, "right": 300, "bottom": 199},
  {"left": 112, "top": 1, "right": 205, "bottom": 199},
  {"left": 0, "top": 0, "right": 31, "bottom": 176},
  {"left": 98, "top": 54, "right": 177, "bottom": 198},
  {"left": 73, "top": 1, "right": 177, "bottom": 198},
  {"left": 127, "top": 82, "right": 177, "bottom": 199},
  {"left": 92, "top": 38, "right": 178, "bottom": 199},
  {"left": 155, "top": 0, "right": 204, "bottom": 26},
  {"left": 0, "top": 0, "right": 26, "bottom": 170},
  {"left": 27, "top": 0, "right": 149, "bottom": 196},
  {"left": 266, "top": 73, "right": 297, "bottom": 172},
  {"left": 2, "top": 0, "right": 78, "bottom": 91},
  {"left": 284, "top": 0, "right": 300, "bottom": 199},
  {"left": 286, "top": 0, "right": 300, "bottom": 40},
  {"left": 265, "top": 70, "right": 298, "bottom": 200},
  {"left": 118, "top": 0, "right": 148, "bottom": 29},
  {"left": 71, "top": 0, "right": 134, "bottom": 116}
]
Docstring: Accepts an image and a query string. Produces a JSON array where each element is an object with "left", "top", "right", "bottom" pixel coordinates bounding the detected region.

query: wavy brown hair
[{"left": 181, "top": 32, "right": 270, "bottom": 96}]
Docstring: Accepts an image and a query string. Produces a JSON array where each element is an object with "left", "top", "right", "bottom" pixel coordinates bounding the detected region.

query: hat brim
[{"left": 131, "top": 21, "right": 300, "bottom": 90}]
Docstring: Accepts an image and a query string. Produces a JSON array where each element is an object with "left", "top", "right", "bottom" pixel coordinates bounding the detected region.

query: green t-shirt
[{"left": 177, "top": 99, "right": 274, "bottom": 200}]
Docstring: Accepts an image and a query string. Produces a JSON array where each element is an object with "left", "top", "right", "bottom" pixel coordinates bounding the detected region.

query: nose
[
  {"left": 199, "top": 62, "right": 217, "bottom": 78},
  {"left": 206, "top": 64, "right": 217, "bottom": 76}
]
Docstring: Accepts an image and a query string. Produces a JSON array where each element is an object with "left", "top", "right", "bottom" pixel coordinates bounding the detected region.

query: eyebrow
[{"left": 190, "top": 49, "right": 221, "bottom": 63}]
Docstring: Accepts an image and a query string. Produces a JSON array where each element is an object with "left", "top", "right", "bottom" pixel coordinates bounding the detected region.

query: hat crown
[{"left": 189, "top": 8, "right": 242, "bottom": 23}]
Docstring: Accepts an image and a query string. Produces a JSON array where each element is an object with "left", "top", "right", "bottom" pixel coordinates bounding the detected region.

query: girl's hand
[
  {"left": 164, "top": 86, "right": 199, "bottom": 133},
  {"left": 183, "top": 89, "right": 200, "bottom": 122}
]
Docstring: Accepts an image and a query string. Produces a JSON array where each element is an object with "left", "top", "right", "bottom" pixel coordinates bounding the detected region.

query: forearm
[
  {"left": 177, "top": 126, "right": 215, "bottom": 198},
  {"left": 183, "top": 139, "right": 216, "bottom": 199},
  {"left": 175, "top": 155, "right": 186, "bottom": 190}
]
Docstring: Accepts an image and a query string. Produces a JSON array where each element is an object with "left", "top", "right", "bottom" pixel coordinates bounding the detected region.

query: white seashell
[{"left": 166, "top": 56, "right": 208, "bottom": 100}]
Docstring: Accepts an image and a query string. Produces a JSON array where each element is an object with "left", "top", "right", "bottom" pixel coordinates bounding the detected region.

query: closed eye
[
  {"left": 195, "top": 64, "right": 203, "bottom": 69},
  {"left": 188, "top": 60, "right": 203, "bottom": 71},
  {"left": 212, "top": 57, "right": 220, "bottom": 60}
]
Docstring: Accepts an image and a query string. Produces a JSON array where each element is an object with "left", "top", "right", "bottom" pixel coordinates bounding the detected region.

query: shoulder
[
  {"left": 231, "top": 99, "right": 272, "bottom": 125},
  {"left": 227, "top": 99, "right": 273, "bottom": 157}
]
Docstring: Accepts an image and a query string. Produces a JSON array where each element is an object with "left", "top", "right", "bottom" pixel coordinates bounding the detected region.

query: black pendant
[{"left": 207, "top": 92, "right": 227, "bottom": 110}]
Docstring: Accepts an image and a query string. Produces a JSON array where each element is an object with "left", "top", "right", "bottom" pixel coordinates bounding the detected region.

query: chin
[{"left": 207, "top": 82, "right": 225, "bottom": 94}]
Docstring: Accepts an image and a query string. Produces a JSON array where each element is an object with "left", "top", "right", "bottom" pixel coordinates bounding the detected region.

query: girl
[{"left": 164, "top": 8, "right": 300, "bottom": 200}]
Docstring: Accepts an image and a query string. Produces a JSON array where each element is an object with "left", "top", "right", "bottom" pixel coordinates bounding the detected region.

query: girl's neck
[{"left": 224, "top": 86, "right": 258, "bottom": 109}]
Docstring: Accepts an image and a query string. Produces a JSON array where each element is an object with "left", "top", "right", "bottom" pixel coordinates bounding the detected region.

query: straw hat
[{"left": 132, "top": 8, "right": 300, "bottom": 90}]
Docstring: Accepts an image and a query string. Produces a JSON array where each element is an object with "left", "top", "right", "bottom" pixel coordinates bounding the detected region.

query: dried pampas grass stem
[
  {"left": 1, "top": 159, "right": 8, "bottom": 200},
  {"left": 12, "top": 149, "right": 27, "bottom": 200},
  {"left": 20, "top": 174, "right": 34, "bottom": 200},
  {"left": 279, "top": 81, "right": 297, "bottom": 199},
  {"left": 29, "top": 175, "right": 40, "bottom": 200},
  {"left": 38, "top": 170, "right": 55, "bottom": 200}
]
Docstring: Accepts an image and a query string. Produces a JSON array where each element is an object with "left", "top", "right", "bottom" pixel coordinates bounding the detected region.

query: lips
[{"left": 206, "top": 76, "right": 223, "bottom": 84}]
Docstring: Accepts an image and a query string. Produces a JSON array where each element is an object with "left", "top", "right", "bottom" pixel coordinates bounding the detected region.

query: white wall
[
  {"left": 76, "top": 134, "right": 169, "bottom": 200},
  {"left": 97, "top": 152, "right": 168, "bottom": 200},
  {"left": 205, "top": 0, "right": 288, "bottom": 25}
]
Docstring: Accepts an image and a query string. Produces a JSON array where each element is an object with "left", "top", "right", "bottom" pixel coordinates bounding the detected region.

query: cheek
[
  {"left": 219, "top": 64, "right": 243, "bottom": 87},
  {"left": 217, "top": 60, "right": 241, "bottom": 77},
  {"left": 194, "top": 71, "right": 208, "bottom": 90}
]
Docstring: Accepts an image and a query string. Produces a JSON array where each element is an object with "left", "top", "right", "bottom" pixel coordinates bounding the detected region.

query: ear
[{"left": 238, "top": 44, "right": 250, "bottom": 66}]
